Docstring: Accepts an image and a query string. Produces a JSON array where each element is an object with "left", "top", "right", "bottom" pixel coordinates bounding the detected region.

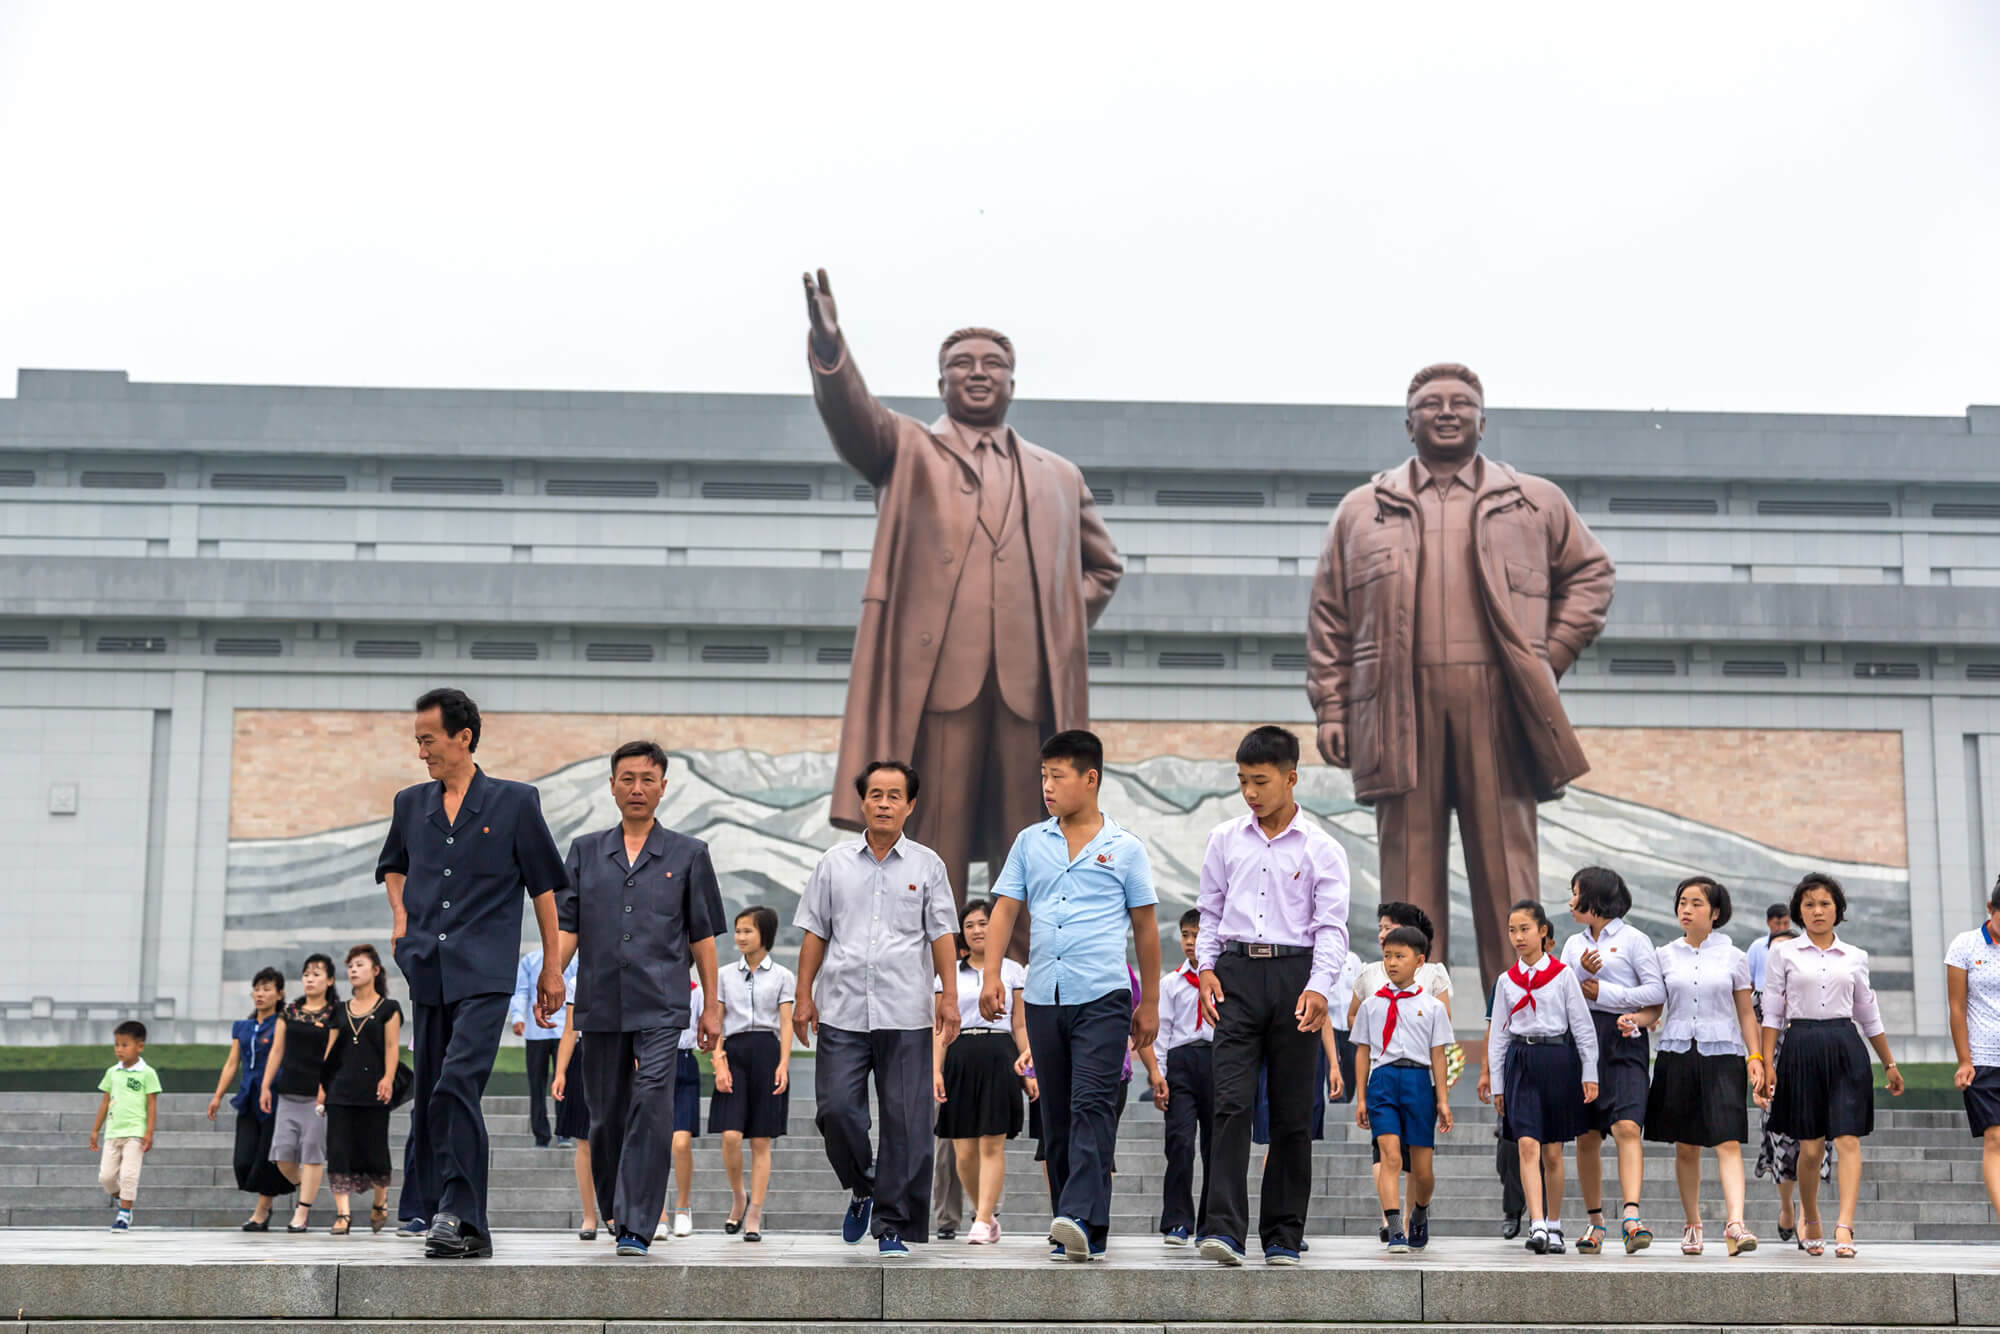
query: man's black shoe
[
  {"left": 425, "top": 1212, "right": 493, "bottom": 1259},
  {"left": 1501, "top": 1212, "right": 1523, "bottom": 1240},
  {"left": 937, "top": 1226, "right": 956, "bottom": 1240}
]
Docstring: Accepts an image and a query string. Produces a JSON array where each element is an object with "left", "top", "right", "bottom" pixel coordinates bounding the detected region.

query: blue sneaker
[
  {"left": 1198, "top": 1235, "right": 1246, "bottom": 1267},
  {"left": 1264, "top": 1244, "right": 1300, "bottom": 1266},
  {"left": 615, "top": 1230, "right": 650, "bottom": 1257},
  {"left": 1409, "top": 1214, "right": 1430, "bottom": 1250},
  {"left": 111, "top": 1210, "right": 132, "bottom": 1232},
  {"left": 842, "top": 1195, "right": 873, "bottom": 1245},
  {"left": 396, "top": 1218, "right": 428, "bottom": 1239},
  {"left": 878, "top": 1231, "right": 910, "bottom": 1258},
  {"left": 1047, "top": 1243, "right": 1068, "bottom": 1261},
  {"left": 1386, "top": 1230, "right": 1410, "bottom": 1254},
  {"left": 1049, "top": 1215, "right": 1091, "bottom": 1262},
  {"left": 1163, "top": 1224, "right": 1191, "bottom": 1246}
]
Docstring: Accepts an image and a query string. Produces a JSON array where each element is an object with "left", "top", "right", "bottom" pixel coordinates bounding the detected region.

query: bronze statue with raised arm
[
  {"left": 802, "top": 270, "right": 1124, "bottom": 936},
  {"left": 1306, "top": 363, "right": 1615, "bottom": 988}
]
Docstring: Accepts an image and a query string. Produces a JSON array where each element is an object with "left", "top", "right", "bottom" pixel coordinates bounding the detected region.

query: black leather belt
[
  {"left": 1222, "top": 941, "right": 1313, "bottom": 958},
  {"left": 1517, "top": 1034, "right": 1573, "bottom": 1046},
  {"left": 1384, "top": 1057, "right": 1429, "bottom": 1069},
  {"left": 958, "top": 1028, "right": 1013, "bottom": 1038}
]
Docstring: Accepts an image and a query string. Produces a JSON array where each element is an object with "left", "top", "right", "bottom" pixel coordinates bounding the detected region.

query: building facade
[{"left": 3, "top": 368, "right": 1997, "bottom": 1051}]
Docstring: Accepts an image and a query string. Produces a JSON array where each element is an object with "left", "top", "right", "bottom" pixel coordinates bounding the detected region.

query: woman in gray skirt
[{"left": 260, "top": 954, "right": 339, "bottom": 1232}]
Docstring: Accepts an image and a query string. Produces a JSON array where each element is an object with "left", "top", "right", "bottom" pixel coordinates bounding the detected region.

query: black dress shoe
[
  {"left": 1502, "top": 1213, "right": 1523, "bottom": 1240},
  {"left": 424, "top": 1212, "right": 491, "bottom": 1258},
  {"left": 241, "top": 1217, "right": 270, "bottom": 1232},
  {"left": 937, "top": 1226, "right": 956, "bottom": 1241}
]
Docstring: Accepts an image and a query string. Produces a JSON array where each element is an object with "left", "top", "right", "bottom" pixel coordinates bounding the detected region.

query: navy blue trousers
[
  {"left": 1025, "top": 988, "right": 1131, "bottom": 1246},
  {"left": 405, "top": 991, "right": 508, "bottom": 1237}
]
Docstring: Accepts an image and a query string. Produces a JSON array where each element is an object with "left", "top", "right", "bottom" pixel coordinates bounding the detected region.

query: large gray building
[{"left": 3, "top": 368, "right": 1996, "bottom": 1053}]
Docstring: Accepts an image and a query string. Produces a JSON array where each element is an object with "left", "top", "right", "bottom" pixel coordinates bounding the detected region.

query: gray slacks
[{"left": 815, "top": 1026, "right": 934, "bottom": 1242}]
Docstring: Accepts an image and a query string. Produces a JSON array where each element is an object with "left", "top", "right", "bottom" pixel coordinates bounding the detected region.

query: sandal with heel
[
  {"left": 1576, "top": 1221, "right": 1607, "bottom": 1254},
  {"left": 1833, "top": 1224, "right": 1856, "bottom": 1258},
  {"left": 1623, "top": 1214, "right": 1654, "bottom": 1254},
  {"left": 370, "top": 1204, "right": 388, "bottom": 1234},
  {"left": 1680, "top": 1224, "right": 1703, "bottom": 1255},
  {"left": 329, "top": 1213, "right": 351, "bottom": 1236},
  {"left": 1801, "top": 1218, "right": 1824, "bottom": 1256},
  {"left": 1724, "top": 1221, "right": 1758, "bottom": 1256}
]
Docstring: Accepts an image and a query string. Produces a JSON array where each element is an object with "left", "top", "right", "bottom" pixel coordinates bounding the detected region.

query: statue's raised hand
[{"left": 802, "top": 268, "right": 840, "bottom": 361}]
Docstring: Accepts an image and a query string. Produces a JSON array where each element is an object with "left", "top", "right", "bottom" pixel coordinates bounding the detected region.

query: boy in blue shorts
[{"left": 1353, "top": 925, "right": 1453, "bottom": 1253}]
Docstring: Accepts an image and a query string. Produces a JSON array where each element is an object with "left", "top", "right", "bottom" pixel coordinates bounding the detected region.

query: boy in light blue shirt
[
  {"left": 90, "top": 1021, "right": 161, "bottom": 1230},
  {"left": 982, "top": 730, "right": 1160, "bottom": 1261}
]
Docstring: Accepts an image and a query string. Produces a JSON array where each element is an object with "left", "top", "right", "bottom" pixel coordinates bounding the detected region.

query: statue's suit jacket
[{"left": 810, "top": 336, "right": 1123, "bottom": 832}]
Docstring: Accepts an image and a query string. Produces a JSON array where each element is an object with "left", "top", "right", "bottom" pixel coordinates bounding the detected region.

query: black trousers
[
  {"left": 1205, "top": 952, "right": 1317, "bottom": 1250},
  {"left": 583, "top": 1026, "right": 679, "bottom": 1237},
  {"left": 1330, "top": 1027, "right": 1358, "bottom": 1104},
  {"left": 406, "top": 991, "right": 508, "bottom": 1237},
  {"left": 525, "top": 1038, "right": 558, "bottom": 1145},
  {"left": 815, "top": 1026, "right": 933, "bottom": 1242},
  {"left": 397, "top": 1119, "right": 430, "bottom": 1225},
  {"left": 1160, "top": 1041, "right": 1214, "bottom": 1234},
  {"left": 1024, "top": 988, "right": 1130, "bottom": 1246}
]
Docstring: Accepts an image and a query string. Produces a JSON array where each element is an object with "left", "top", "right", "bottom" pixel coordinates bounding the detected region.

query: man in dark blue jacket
[
  {"left": 556, "top": 739, "right": 725, "bottom": 1256},
  {"left": 376, "top": 687, "right": 567, "bottom": 1259}
]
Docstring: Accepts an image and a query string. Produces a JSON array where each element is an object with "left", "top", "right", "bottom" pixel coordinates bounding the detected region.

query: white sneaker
[
  {"left": 672, "top": 1210, "right": 694, "bottom": 1238},
  {"left": 654, "top": 1217, "right": 670, "bottom": 1241}
]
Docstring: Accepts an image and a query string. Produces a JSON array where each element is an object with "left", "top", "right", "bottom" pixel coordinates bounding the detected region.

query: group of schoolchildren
[{"left": 91, "top": 706, "right": 1910, "bottom": 1266}]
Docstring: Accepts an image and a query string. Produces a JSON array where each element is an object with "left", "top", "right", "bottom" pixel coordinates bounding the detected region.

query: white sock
[
  {"left": 1532, "top": 1217, "right": 1548, "bottom": 1231},
  {"left": 1548, "top": 1218, "right": 1563, "bottom": 1233}
]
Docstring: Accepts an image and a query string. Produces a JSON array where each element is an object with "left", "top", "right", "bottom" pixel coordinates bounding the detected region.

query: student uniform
[
  {"left": 709, "top": 956, "right": 796, "bottom": 1139},
  {"left": 560, "top": 820, "right": 725, "bottom": 1243},
  {"left": 1559, "top": 917, "right": 1664, "bottom": 1132},
  {"left": 554, "top": 973, "right": 591, "bottom": 1145},
  {"left": 1156, "top": 958, "right": 1215, "bottom": 1236},
  {"left": 1947, "top": 924, "right": 2000, "bottom": 1137},
  {"left": 1764, "top": 935, "right": 1884, "bottom": 1142},
  {"left": 1326, "top": 951, "right": 1363, "bottom": 1104},
  {"left": 1355, "top": 981, "right": 1452, "bottom": 1148},
  {"left": 1352, "top": 959, "right": 1452, "bottom": 1165},
  {"left": 677, "top": 978, "right": 706, "bottom": 1137},
  {"left": 1487, "top": 955, "right": 1599, "bottom": 1145},
  {"left": 936, "top": 956, "right": 1029, "bottom": 1140},
  {"left": 1643, "top": 934, "right": 1752, "bottom": 1147},
  {"left": 796, "top": 834, "right": 957, "bottom": 1243},
  {"left": 996, "top": 815, "right": 1158, "bottom": 1251},
  {"left": 375, "top": 766, "right": 567, "bottom": 1245},
  {"left": 1193, "top": 808, "right": 1351, "bottom": 1255}
]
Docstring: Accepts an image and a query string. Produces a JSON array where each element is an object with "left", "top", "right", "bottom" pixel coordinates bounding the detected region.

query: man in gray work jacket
[{"left": 557, "top": 739, "right": 725, "bottom": 1257}]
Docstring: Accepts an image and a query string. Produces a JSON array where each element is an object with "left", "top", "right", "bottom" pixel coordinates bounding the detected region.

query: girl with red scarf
[{"left": 1485, "top": 900, "right": 1599, "bottom": 1255}]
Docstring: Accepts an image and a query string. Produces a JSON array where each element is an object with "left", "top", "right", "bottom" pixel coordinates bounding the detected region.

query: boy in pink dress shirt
[{"left": 1194, "top": 726, "right": 1351, "bottom": 1267}]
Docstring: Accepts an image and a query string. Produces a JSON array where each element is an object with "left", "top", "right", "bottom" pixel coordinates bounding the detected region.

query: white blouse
[
  {"left": 936, "top": 957, "right": 1026, "bottom": 1032},
  {"left": 1945, "top": 925, "right": 2000, "bottom": 1066},
  {"left": 1487, "top": 955, "right": 1601, "bottom": 1086},
  {"left": 1559, "top": 917, "right": 1666, "bottom": 1014},
  {"left": 1654, "top": 934, "right": 1752, "bottom": 1055}
]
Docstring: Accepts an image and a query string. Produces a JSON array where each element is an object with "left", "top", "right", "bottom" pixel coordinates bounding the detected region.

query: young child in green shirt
[{"left": 89, "top": 1021, "right": 161, "bottom": 1230}]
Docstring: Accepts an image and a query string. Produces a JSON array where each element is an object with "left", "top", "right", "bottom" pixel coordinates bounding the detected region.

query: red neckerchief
[
  {"left": 1375, "top": 984, "right": 1419, "bottom": 1049},
  {"left": 1180, "top": 966, "right": 1206, "bottom": 1030},
  {"left": 1507, "top": 955, "right": 1564, "bottom": 1016}
]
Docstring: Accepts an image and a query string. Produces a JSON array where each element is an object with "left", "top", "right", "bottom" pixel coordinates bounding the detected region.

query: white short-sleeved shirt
[
  {"left": 717, "top": 956, "right": 796, "bottom": 1036},
  {"left": 936, "top": 956, "right": 1026, "bottom": 1032},
  {"left": 1946, "top": 925, "right": 2000, "bottom": 1066},
  {"left": 1655, "top": 934, "right": 1752, "bottom": 1055},
  {"left": 1327, "top": 951, "right": 1364, "bottom": 1031},
  {"left": 1354, "top": 983, "right": 1453, "bottom": 1066},
  {"left": 680, "top": 978, "right": 705, "bottom": 1051}
]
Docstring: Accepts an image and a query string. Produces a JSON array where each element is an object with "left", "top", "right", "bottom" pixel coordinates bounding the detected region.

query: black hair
[
  {"left": 414, "top": 687, "right": 482, "bottom": 752},
  {"left": 1040, "top": 729, "right": 1104, "bottom": 781},
  {"left": 1789, "top": 871, "right": 1847, "bottom": 927},
  {"left": 1179, "top": 908, "right": 1202, "bottom": 932},
  {"left": 854, "top": 760, "right": 921, "bottom": 803},
  {"left": 1571, "top": 866, "right": 1633, "bottom": 920},
  {"left": 1768, "top": 928, "right": 1799, "bottom": 943},
  {"left": 956, "top": 897, "right": 993, "bottom": 959},
  {"left": 736, "top": 905, "right": 778, "bottom": 951},
  {"left": 610, "top": 739, "right": 669, "bottom": 777},
  {"left": 1509, "top": 898, "right": 1555, "bottom": 953},
  {"left": 301, "top": 952, "right": 341, "bottom": 1001},
  {"left": 1377, "top": 900, "right": 1435, "bottom": 946},
  {"left": 1765, "top": 902, "right": 1791, "bottom": 922},
  {"left": 251, "top": 966, "right": 285, "bottom": 994},
  {"left": 346, "top": 943, "right": 389, "bottom": 997},
  {"left": 1234, "top": 725, "right": 1300, "bottom": 770},
  {"left": 1988, "top": 875, "right": 2000, "bottom": 913},
  {"left": 113, "top": 1020, "right": 147, "bottom": 1042},
  {"left": 1675, "top": 875, "right": 1732, "bottom": 930},
  {"left": 1381, "top": 925, "right": 1431, "bottom": 958}
]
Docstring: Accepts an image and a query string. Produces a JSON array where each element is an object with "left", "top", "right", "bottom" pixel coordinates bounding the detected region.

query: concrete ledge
[
  {"left": 0, "top": 1262, "right": 337, "bottom": 1320},
  {"left": 1419, "top": 1267, "right": 1961, "bottom": 1327},
  {"left": 336, "top": 1262, "right": 880, "bottom": 1321},
  {"left": 881, "top": 1265, "right": 1419, "bottom": 1323}
]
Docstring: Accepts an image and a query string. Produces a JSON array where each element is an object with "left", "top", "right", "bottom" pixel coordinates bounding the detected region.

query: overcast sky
[{"left": 0, "top": 1, "right": 1994, "bottom": 416}]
